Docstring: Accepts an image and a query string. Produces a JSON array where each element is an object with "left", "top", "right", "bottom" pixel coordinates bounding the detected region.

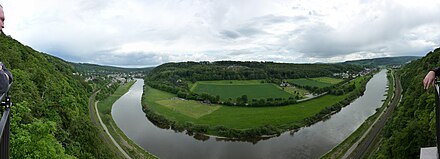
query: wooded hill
[
  {"left": 0, "top": 34, "right": 116, "bottom": 158},
  {"left": 342, "top": 56, "right": 420, "bottom": 67},
  {"left": 71, "top": 62, "right": 152, "bottom": 74},
  {"left": 146, "top": 61, "right": 363, "bottom": 97},
  {"left": 371, "top": 48, "right": 440, "bottom": 158}
]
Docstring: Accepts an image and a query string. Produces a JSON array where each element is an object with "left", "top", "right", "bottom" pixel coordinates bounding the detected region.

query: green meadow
[
  {"left": 288, "top": 77, "right": 343, "bottom": 88},
  {"left": 144, "top": 85, "right": 349, "bottom": 129},
  {"left": 191, "top": 80, "right": 294, "bottom": 100}
]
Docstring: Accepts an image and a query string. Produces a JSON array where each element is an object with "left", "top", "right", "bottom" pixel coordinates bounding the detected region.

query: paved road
[
  {"left": 88, "top": 91, "right": 131, "bottom": 159},
  {"left": 345, "top": 73, "right": 402, "bottom": 159}
]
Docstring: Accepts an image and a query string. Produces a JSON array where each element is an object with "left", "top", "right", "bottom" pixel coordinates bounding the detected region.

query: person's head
[{"left": 0, "top": 5, "right": 4, "bottom": 33}]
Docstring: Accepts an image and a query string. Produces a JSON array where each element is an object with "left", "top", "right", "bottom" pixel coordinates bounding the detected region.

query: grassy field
[
  {"left": 312, "top": 77, "right": 344, "bottom": 84},
  {"left": 98, "top": 81, "right": 157, "bottom": 159},
  {"left": 191, "top": 80, "right": 294, "bottom": 100},
  {"left": 283, "top": 86, "right": 309, "bottom": 98},
  {"left": 156, "top": 99, "right": 221, "bottom": 118},
  {"left": 144, "top": 83, "right": 359, "bottom": 130},
  {"left": 288, "top": 77, "right": 343, "bottom": 88}
]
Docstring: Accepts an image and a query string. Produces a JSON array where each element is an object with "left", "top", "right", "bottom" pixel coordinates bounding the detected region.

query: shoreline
[{"left": 141, "top": 72, "right": 377, "bottom": 141}]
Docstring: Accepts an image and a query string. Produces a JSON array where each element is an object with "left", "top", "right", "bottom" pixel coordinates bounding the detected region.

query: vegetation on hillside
[
  {"left": 371, "top": 48, "right": 440, "bottom": 158},
  {"left": 0, "top": 34, "right": 116, "bottom": 158},
  {"left": 71, "top": 62, "right": 152, "bottom": 75},
  {"left": 146, "top": 61, "right": 363, "bottom": 106},
  {"left": 142, "top": 74, "right": 373, "bottom": 139},
  {"left": 343, "top": 56, "right": 420, "bottom": 67}
]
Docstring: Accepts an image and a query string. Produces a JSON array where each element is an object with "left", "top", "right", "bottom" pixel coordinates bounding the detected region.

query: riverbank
[
  {"left": 88, "top": 91, "right": 125, "bottom": 158},
  {"left": 321, "top": 69, "right": 397, "bottom": 159},
  {"left": 141, "top": 72, "right": 376, "bottom": 139},
  {"left": 96, "top": 81, "right": 157, "bottom": 159}
]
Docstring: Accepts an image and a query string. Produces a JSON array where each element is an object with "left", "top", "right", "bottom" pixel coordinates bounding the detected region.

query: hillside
[
  {"left": 146, "top": 61, "right": 363, "bottom": 95},
  {"left": 371, "top": 48, "right": 440, "bottom": 158},
  {"left": 71, "top": 62, "right": 152, "bottom": 74},
  {"left": 0, "top": 34, "right": 116, "bottom": 158},
  {"left": 343, "top": 56, "right": 420, "bottom": 67}
]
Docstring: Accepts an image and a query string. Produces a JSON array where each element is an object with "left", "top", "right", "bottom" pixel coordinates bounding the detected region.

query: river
[{"left": 112, "top": 70, "right": 388, "bottom": 159}]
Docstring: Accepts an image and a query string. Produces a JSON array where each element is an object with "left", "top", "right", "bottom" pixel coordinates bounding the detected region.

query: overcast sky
[{"left": 2, "top": 0, "right": 440, "bottom": 67}]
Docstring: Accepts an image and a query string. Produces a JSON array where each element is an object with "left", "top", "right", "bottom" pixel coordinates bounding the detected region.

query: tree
[{"left": 241, "top": 95, "right": 248, "bottom": 103}]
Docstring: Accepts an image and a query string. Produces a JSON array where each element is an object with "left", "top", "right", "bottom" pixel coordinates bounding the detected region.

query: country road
[
  {"left": 344, "top": 72, "right": 402, "bottom": 159},
  {"left": 88, "top": 91, "right": 131, "bottom": 159}
]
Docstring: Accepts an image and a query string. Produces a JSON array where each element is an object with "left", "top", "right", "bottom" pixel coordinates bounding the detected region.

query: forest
[
  {"left": 71, "top": 62, "right": 152, "bottom": 75},
  {"left": 371, "top": 48, "right": 440, "bottom": 158},
  {"left": 342, "top": 56, "right": 420, "bottom": 67},
  {"left": 145, "top": 61, "right": 364, "bottom": 105},
  {"left": 0, "top": 34, "right": 116, "bottom": 158}
]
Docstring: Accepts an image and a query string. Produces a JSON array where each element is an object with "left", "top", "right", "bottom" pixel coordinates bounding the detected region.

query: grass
[
  {"left": 143, "top": 78, "right": 367, "bottom": 130},
  {"left": 320, "top": 70, "right": 393, "bottom": 159},
  {"left": 283, "top": 86, "right": 309, "bottom": 98},
  {"left": 156, "top": 99, "right": 221, "bottom": 118},
  {"left": 97, "top": 81, "right": 157, "bottom": 159},
  {"left": 312, "top": 77, "right": 344, "bottom": 84},
  {"left": 191, "top": 80, "right": 294, "bottom": 100},
  {"left": 288, "top": 77, "right": 343, "bottom": 88}
]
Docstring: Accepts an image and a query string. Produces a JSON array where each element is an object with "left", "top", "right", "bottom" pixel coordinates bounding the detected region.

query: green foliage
[
  {"left": 371, "top": 48, "right": 440, "bottom": 158},
  {"left": 191, "top": 81, "right": 294, "bottom": 102},
  {"left": 343, "top": 56, "right": 421, "bottom": 67},
  {"left": 145, "top": 61, "right": 363, "bottom": 100},
  {"left": 71, "top": 62, "right": 152, "bottom": 75},
  {"left": 0, "top": 34, "right": 116, "bottom": 158},
  {"left": 288, "top": 78, "right": 333, "bottom": 88},
  {"left": 142, "top": 75, "right": 372, "bottom": 138}
]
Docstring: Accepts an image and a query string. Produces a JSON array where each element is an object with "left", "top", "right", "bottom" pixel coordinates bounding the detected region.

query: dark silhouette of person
[
  {"left": 0, "top": 5, "right": 13, "bottom": 94},
  {"left": 0, "top": 4, "right": 4, "bottom": 34}
]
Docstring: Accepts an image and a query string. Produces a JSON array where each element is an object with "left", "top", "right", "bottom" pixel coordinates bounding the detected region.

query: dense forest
[
  {"left": 372, "top": 48, "right": 440, "bottom": 158},
  {"left": 0, "top": 34, "right": 116, "bottom": 158},
  {"left": 71, "top": 62, "right": 152, "bottom": 75},
  {"left": 343, "top": 56, "right": 420, "bottom": 67},
  {"left": 145, "top": 61, "right": 364, "bottom": 102}
]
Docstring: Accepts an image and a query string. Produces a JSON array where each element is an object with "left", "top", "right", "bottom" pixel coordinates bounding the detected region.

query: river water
[{"left": 112, "top": 70, "right": 388, "bottom": 159}]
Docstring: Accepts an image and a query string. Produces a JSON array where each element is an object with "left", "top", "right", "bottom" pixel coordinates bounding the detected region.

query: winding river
[{"left": 112, "top": 70, "right": 388, "bottom": 159}]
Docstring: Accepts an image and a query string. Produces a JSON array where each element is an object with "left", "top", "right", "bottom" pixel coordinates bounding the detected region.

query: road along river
[{"left": 112, "top": 70, "right": 388, "bottom": 159}]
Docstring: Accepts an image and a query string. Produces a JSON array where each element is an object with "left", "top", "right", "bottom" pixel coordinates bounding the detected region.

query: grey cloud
[
  {"left": 288, "top": 3, "right": 440, "bottom": 58},
  {"left": 218, "top": 14, "right": 307, "bottom": 40},
  {"left": 92, "top": 52, "right": 169, "bottom": 67},
  {"left": 250, "top": 14, "right": 308, "bottom": 26},
  {"left": 236, "top": 27, "right": 266, "bottom": 37},
  {"left": 219, "top": 30, "right": 241, "bottom": 39},
  {"left": 227, "top": 50, "right": 254, "bottom": 56}
]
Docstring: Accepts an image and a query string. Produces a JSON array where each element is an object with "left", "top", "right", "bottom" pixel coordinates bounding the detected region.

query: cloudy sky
[{"left": 2, "top": 0, "right": 440, "bottom": 67}]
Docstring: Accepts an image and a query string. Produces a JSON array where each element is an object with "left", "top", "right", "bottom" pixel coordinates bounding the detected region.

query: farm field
[
  {"left": 144, "top": 85, "right": 350, "bottom": 129},
  {"left": 191, "top": 80, "right": 294, "bottom": 100},
  {"left": 156, "top": 99, "right": 221, "bottom": 119},
  {"left": 312, "top": 77, "right": 344, "bottom": 84},
  {"left": 142, "top": 75, "right": 370, "bottom": 137},
  {"left": 288, "top": 77, "right": 344, "bottom": 88},
  {"left": 283, "top": 86, "right": 309, "bottom": 98}
]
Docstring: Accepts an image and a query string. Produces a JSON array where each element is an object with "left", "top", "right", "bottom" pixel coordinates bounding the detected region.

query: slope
[
  {"left": 371, "top": 48, "right": 440, "bottom": 158},
  {"left": 0, "top": 34, "right": 117, "bottom": 158}
]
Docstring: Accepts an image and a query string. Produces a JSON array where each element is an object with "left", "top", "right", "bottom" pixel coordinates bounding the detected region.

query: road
[
  {"left": 88, "top": 91, "right": 132, "bottom": 159},
  {"left": 343, "top": 72, "right": 402, "bottom": 159}
]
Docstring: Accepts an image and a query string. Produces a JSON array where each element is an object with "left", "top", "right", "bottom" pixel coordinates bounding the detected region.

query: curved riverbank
[
  {"left": 141, "top": 73, "right": 375, "bottom": 139},
  {"left": 95, "top": 81, "right": 157, "bottom": 159},
  {"left": 321, "top": 69, "right": 396, "bottom": 158},
  {"left": 112, "top": 70, "right": 388, "bottom": 159}
]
